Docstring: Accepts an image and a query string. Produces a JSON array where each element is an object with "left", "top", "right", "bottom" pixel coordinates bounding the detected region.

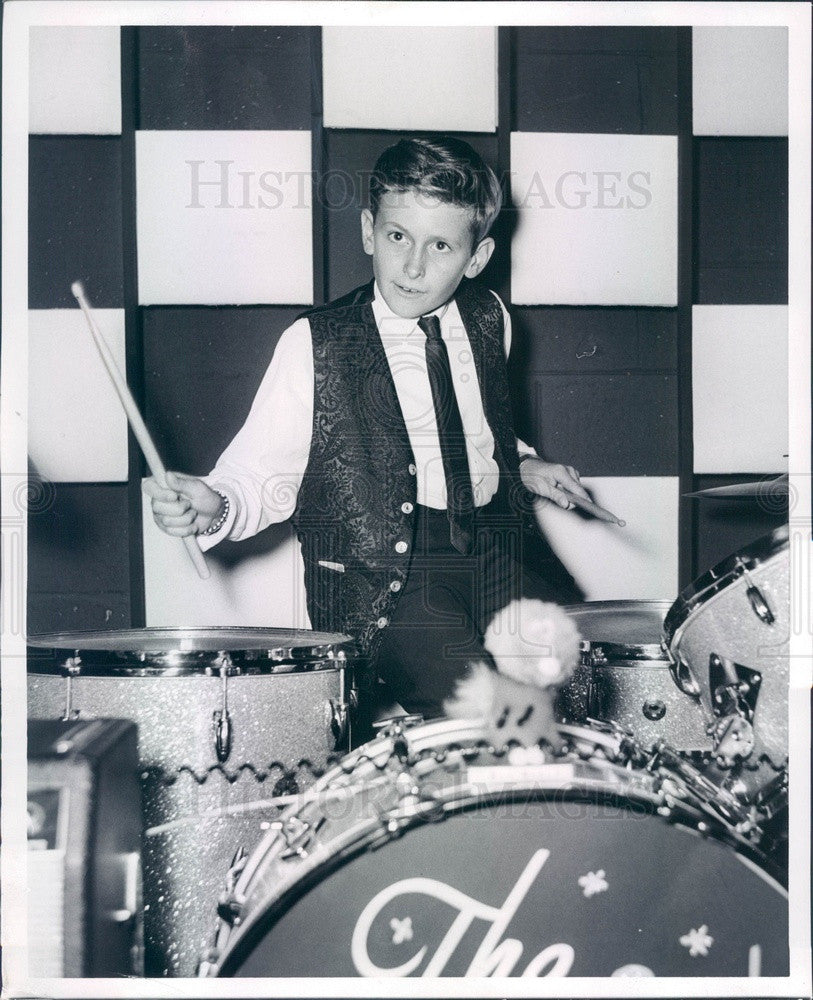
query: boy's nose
[{"left": 404, "top": 249, "right": 425, "bottom": 279}]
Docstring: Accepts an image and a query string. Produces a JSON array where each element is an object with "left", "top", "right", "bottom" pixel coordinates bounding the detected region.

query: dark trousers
[{"left": 369, "top": 501, "right": 560, "bottom": 724}]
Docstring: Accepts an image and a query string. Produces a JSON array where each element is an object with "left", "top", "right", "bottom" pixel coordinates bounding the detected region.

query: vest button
[
  {"left": 389, "top": 580, "right": 402, "bottom": 592},
  {"left": 376, "top": 616, "right": 389, "bottom": 629},
  {"left": 400, "top": 502, "right": 414, "bottom": 514},
  {"left": 408, "top": 463, "right": 417, "bottom": 476},
  {"left": 394, "top": 540, "right": 408, "bottom": 554}
]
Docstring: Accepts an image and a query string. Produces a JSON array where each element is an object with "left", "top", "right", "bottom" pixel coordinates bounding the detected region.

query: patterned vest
[{"left": 292, "top": 280, "right": 528, "bottom": 656}]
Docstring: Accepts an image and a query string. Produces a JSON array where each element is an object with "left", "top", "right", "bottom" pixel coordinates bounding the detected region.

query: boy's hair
[{"left": 369, "top": 137, "right": 503, "bottom": 246}]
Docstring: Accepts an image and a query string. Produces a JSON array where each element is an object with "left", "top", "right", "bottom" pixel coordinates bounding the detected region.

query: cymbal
[{"left": 684, "top": 474, "right": 789, "bottom": 501}]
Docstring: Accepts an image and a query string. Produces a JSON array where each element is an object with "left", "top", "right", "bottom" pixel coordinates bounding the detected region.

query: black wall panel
[
  {"left": 138, "top": 27, "right": 313, "bottom": 130},
  {"left": 511, "top": 307, "right": 678, "bottom": 372},
  {"left": 322, "top": 131, "right": 505, "bottom": 302},
  {"left": 513, "top": 27, "right": 679, "bottom": 133},
  {"left": 509, "top": 307, "right": 678, "bottom": 475},
  {"left": 27, "top": 484, "right": 131, "bottom": 634},
  {"left": 692, "top": 474, "right": 788, "bottom": 572},
  {"left": 525, "top": 372, "right": 679, "bottom": 476},
  {"left": 28, "top": 137, "right": 124, "bottom": 309},
  {"left": 694, "top": 138, "right": 788, "bottom": 304},
  {"left": 142, "top": 306, "right": 302, "bottom": 474}
]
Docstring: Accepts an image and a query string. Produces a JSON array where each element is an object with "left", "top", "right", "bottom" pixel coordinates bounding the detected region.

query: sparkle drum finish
[
  {"left": 27, "top": 627, "right": 358, "bottom": 977},
  {"left": 203, "top": 717, "right": 787, "bottom": 979},
  {"left": 559, "top": 601, "right": 712, "bottom": 750},
  {"left": 663, "top": 527, "right": 790, "bottom": 772}
]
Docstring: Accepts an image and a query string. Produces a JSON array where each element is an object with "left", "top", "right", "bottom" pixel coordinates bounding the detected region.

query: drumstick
[
  {"left": 71, "top": 281, "right": 210, "bottom": 580},
  {"left": 559, "top": 487, "right": 626, "bottom": 527}
]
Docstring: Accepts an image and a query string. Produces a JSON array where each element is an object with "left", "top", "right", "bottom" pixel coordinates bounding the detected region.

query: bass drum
[{"left": 203, "top": 718, "right": 787, "bottom": 979}]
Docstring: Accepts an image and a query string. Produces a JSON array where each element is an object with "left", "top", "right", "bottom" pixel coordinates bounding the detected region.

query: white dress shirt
[{"left": 202, "top": 283, "right": 533, "bottom": 547}]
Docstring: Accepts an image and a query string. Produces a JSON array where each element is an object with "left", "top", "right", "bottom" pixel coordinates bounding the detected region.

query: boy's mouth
[{"left": 394, "top": 283, "right": 425, "bottom": 295}]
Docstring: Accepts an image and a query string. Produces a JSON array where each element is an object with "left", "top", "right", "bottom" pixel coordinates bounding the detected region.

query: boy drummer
[{"left": 146, "top": 136, "right": 587, "bottom": 721}]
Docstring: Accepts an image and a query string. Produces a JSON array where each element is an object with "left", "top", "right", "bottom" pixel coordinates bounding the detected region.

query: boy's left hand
[{"left": 519, "top": 457, "right": 589, "bottom": 510}]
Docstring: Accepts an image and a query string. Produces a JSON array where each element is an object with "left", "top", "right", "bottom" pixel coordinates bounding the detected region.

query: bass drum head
[{"left": 218, "top": 774, "right": 787, "bottom": 977}]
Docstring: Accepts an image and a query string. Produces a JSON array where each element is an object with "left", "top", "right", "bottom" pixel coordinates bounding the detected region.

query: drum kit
[{"left": 27, "top": 526, "right": 791, "bottom": 979}]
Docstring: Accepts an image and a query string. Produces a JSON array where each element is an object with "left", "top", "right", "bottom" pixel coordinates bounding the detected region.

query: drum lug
[
  {"left": 734, "top": 557, "right": 776, "bottom": 625},
  {"left": 214, "top": 845, "right": 249, "bottom": 928},
  {"left": 213, "top": 710, "right": 232, "bottom": 763},
  {"left": 709, "top": 655, "right": 761, "bottom": 723},
  {"left": 271, "top": 814, "right": 323, "bottom": 860},
  {"left": 327, "top": 698, "right": 348, "bottom": 747},
  {"left": 216, "top": 892, "right": 245, "bottom": 928},
  {"left": 667, "top": 650, "right": 701, "bottom": 698},
  {"left": 213, "top": 657, "right": 234, "bottom": 762}
]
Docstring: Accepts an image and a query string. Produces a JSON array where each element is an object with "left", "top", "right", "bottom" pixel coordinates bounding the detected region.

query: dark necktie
[{"left": 418, "top": 314, "right": 475, "bottom": 555}]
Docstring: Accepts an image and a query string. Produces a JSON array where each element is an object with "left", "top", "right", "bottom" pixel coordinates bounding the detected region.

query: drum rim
[
  {"left": 662, "top": 525, "right": 789, "bottom": 650},
  {"left": 564, "top": 601, "right": 671, "bottom": 662},
  {"left": 208, "top": 718, "right": 787, "bottom": 977},
  {"left": 26, "top": 626, "right": 360, "bottom": 675}
]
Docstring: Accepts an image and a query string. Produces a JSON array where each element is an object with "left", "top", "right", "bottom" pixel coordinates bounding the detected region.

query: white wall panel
[
  {"left": 28, "top": 309, "right": 128, "bottom": 482},
  {"left": 142, "top": 496, "right": 309, "bottom": 628},
  {"left": 136, "top": 130, "right": 313, "bottom": 305},
  {"left": 535, "top": 477, "right": 679, "bottom": 601},
  {"left": 29, "top": 26, "right": 121, "bottom": 135},
  {"left": 693, "top": 305, "right": 788, "bottom": 474},
  {"left": 322, "top": 27, "right": 497, "bottom": 132},
  {"left": 511, "top": 132, "right": 678, "bottom": 306},
  {"left": 693, "top": 27, "right": 788, "bottom": 136}
]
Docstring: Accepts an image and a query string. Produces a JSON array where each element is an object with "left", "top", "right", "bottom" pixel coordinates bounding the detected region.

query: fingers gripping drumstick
[{"left": 71, "top": 281, "right": 210, "bottom": 580}]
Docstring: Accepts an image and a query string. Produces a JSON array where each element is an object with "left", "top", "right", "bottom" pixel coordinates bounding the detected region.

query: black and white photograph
[{"left": 1, "top": 0, "right": 810, "bottom": 994}]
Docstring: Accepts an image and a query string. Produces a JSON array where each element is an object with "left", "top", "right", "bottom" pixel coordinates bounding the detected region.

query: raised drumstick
[
  {"left": 558, "top": 487, "right": 626, "bottom": 527},
  {"left": 71, "top": 281, "right": 210, "bottom": 580}
]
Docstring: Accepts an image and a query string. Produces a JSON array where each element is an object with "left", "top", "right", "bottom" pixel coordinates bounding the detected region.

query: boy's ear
[
  {"left": 465, "top": 236, "right": 495, "bottom": 279},
  {"left": 360, "top": 209, "right": 375, "bottom": 256}
]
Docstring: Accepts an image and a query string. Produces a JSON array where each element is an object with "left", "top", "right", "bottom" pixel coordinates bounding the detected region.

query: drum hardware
[
  {"left": 666, "top": 648, "right": 702, "bottom": 698},
  {"left": 215, "top": 846, "right": 250, "bottom": 929},
  {"left": 709, "top": 715, "right": 755, "bottom": 768},
  {"left": 753, "top": 769, "right": 788, "bottom": 822},
  {"left": 705, "top": 655, "right": 762, "bottom": 766},
  {"left": 709, "top": 655, "right": 761, "bottom": 722},
  {"left": 735, "top": 556, "right": 776, "bottom": 625},
  {"left": 372, "top": 714, "right": 424, "bottom": 737},
  {"left": 645, "top": 741, "right": 760, "bottom": 841},
  {"left": 212, "top": 654, "right": 234, "bottom": 762},
  {"left": 375, "top": 790, "right": 445, "bottom": 842},
  {"left": 641, "top": 699, "right": 666, "bottom": 721},
  {"left": 328, "top": 666, "right": 352, "bottom": 747},
  {"left": 60, "top": 658, "right": 82, "bottom": 720},
  {"left": 271, "top": 812, "right": 325, "bottom": 862}
]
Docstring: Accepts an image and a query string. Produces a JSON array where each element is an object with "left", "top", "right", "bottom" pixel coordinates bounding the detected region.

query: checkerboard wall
[{"left": 27, "top": 25, "right": 788, "bottom": 631}]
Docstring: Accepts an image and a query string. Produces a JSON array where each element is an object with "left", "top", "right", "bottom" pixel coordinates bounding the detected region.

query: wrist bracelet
[{"left": 201, "top": 490, "right": 230, "bottom": 536}]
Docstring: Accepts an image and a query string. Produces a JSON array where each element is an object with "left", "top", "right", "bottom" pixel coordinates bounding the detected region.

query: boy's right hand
[{"left": 144, "top": 471, "right": 225, "bottom": 537}]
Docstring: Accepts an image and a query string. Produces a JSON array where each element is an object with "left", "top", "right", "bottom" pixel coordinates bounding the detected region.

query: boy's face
[{"left": 361, "top": 188, "right": 495, "bottom": 318}]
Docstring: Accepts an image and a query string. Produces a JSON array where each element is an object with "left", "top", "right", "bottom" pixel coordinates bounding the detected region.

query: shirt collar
[{"left": 372, "top": 282, "right": 451, "bottom": 341}]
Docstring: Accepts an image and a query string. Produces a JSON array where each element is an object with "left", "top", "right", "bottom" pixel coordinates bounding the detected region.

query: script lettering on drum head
[{"left": 351, "top": 850, "right": 575, "bottom": 977}]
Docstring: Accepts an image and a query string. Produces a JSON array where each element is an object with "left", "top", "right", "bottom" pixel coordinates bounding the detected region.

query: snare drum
[
  {"left": 560, "top": 601, "right": 711, "bottom": 750},
  {"left": 664, "top": 527, "right": 789, "bottom": 770},
  {"left": 27, "top": 627, "right": 359, "bottom": 977},
  {"left": 202, "top": 717, "right": 787, "bottom": 978}
]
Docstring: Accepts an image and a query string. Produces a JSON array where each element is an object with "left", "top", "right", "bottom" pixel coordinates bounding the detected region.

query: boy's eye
[
  {"left": 434, "top": 241, "right": 451, "bottom": 252},
  {"left": 388, "top": 231, "right": 405, "bottom": 242}
]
